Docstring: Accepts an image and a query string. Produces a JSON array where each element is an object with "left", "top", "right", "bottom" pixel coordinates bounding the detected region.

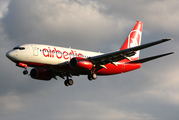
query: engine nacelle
[
  {"left": 70, "top": 57, "right": 93, "bottom": 70},
  {"left": 30, "top": 68, "right": 53, "bottom": 81}
]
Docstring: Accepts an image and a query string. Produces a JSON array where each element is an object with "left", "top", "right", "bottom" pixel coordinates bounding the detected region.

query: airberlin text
[{"left": 42, "top": 47, "right": 83, "bottom": 60}]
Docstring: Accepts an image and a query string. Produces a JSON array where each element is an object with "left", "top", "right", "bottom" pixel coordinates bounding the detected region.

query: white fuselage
[{"left": 7, "top": 44, "right": 103, "bottom": 66}]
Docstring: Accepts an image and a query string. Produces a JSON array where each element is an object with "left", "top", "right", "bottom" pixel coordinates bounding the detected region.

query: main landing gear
[
  {"left": 64, "top": 79, "right": 73, "bottom": 86},
  {"left": 64, "top": 75, "right": 74, "bottom": 86},
  {"left": 64, "top": 73, "right": 97, "bottom": 87},
  {"left": 88, "top": 73, "right": 97, "bottom": 81}
]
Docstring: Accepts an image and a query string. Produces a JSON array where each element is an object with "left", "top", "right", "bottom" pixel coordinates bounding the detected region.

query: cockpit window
[{"left": 13, "top": 47, "right": 25, "bottom": 50}]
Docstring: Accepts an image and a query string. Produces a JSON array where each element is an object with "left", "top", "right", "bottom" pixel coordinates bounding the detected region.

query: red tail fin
[{"left": 120, "top": 21, "right": 143, "bottom": 61}]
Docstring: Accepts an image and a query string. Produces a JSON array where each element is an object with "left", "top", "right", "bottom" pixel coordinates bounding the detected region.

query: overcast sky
[{"left": 0, "top": 0, "right": 178, "bottom": 120}]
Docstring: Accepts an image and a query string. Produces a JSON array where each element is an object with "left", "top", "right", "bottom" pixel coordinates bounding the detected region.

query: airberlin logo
[{"left": 42, "top": 47, "right": 84, "bottom": 60}]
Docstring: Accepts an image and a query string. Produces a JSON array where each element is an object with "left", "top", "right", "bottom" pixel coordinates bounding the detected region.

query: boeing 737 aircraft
[{"left": 6, "top": 21, "right": 173, "bottom": 86}]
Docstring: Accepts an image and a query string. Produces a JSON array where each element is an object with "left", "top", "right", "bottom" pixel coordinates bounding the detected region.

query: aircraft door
[{"left": 31, "top": 45, "right": 38, "bottom": 56}]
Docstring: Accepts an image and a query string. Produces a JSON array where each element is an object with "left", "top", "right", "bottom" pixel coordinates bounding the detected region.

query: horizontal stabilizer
[{"left": 128, "top": 52, "right": 174, "bottom": 63}]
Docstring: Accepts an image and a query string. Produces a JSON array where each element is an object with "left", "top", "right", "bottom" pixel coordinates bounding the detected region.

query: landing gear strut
[{"left": 64, "top": 75, "right": 74, "bottom": 86}]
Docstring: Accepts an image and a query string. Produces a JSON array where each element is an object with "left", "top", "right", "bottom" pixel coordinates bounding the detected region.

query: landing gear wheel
[
  {"left": 88, "top": 74, "right": 93, "bottom": 81},
  {"left": 64, "top": 80, "right": 69, "bottom": 86},
  {"left": 23, "top": 70, "right": 28, "bottom": 75},
  {"left": 68, "top": 79, "right": 74, "bottom": 85},
  {"left": 92, "top": 73, "right": 97, "bottom": 79},
  {"left": 88, "top": 73, "right": 97, "bottom": 81},
  {"left": 64, "top": 79, "right": 74, "bottom": 86}
]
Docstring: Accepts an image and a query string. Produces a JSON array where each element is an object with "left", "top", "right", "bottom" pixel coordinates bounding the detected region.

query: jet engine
[
  {"left": 70, "top": 57, "right": 93, "bottom": 70},
  {"left": 30, "top": 68, "right": 53, "bottom": 81}
]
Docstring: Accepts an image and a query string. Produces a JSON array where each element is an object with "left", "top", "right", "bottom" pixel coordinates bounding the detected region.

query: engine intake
[
  {"left": 70, "top": 57, "right": 93, "bottom": 70},
  {"left": 30, "top": 68, "right": 53, "bottom": 81}
]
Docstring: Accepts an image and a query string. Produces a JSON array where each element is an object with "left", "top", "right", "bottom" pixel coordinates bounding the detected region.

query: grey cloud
[
  {"left": 2, "top": 0, "right": 127, "bottom": 51},
  {"left": 94, "top": 0, "right": 179, "bottom": 35}
]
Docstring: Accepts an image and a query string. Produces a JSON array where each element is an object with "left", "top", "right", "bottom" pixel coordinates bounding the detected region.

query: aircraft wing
[{"left": 88, "top": 38, "right": 172, "bottom": 65}]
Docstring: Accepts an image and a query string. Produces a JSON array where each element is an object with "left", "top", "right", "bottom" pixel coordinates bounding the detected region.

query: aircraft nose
[{"left": 6, "top": 51, "right": 14, "bottom": 60}]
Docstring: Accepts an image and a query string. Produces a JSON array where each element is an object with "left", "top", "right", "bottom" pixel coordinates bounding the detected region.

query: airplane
[{"left": 6, "top": 21, "right": 173, "bottom": 86}]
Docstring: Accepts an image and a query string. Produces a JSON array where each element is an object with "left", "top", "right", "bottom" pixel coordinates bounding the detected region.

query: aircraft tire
[
  {"left": 88, "top": 73, "right": 97, "bottom": 81},
  {"left": 88, "top": 74, "right": 93, "bottom": 81},
  {"left": 64, "top": 80, "right": 70, "bottom": 86},
  {"left": 68, "top": 79, "right": 74, "bottom": 85},
  {"left": 64, "top": 79, "right": 73, "bottom": 86},
  {"left": 92, "top": 73, "right": 97, "bottom": 79},
  {"left": 23, "top": 70, "right": 28, "bottom": 75}
]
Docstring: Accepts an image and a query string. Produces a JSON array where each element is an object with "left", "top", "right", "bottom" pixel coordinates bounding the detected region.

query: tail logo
[
  {"left": 120, "top": 21, "right": 143, "bottom": 60},
  {"left": 128, "top": 30, "right": 142, "bottom": 60},
  {"left": 128, "top": 30, "right": 142, "bottom": 49}
]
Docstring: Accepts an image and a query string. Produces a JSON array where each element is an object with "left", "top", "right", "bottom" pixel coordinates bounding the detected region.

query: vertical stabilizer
[{"left": 120, "top": 21, "right": 143, "bottom": 61}]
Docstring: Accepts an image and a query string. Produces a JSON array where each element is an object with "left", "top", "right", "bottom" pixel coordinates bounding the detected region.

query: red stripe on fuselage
[
  {"left": 96, "top": 63, "right": 141, "bottom": 75},
  {"left": 12, "top": 60, "right": 45, "bottom": 67},
  {"left": 12, "top": 61, "right": 141, "bottom": 75}
]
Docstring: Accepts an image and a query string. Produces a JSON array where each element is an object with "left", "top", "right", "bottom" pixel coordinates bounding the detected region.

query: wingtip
[
  {"left": 170, "top": 52, "right": 174, "bottom": 54},
  {"left": 162, "top": 38, "right": 173, "bottom": 41},
  {"left": 165, "top": 52, "right": 174, "bottom": 56}
]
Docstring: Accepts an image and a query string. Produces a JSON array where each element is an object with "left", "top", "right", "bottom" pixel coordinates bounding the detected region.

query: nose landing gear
[
  {"left": 23, "top": 69, "right": 28, "bottom": 75},
  {"left": 16, "top": 63, "right": 28, "bottom": 75}
]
